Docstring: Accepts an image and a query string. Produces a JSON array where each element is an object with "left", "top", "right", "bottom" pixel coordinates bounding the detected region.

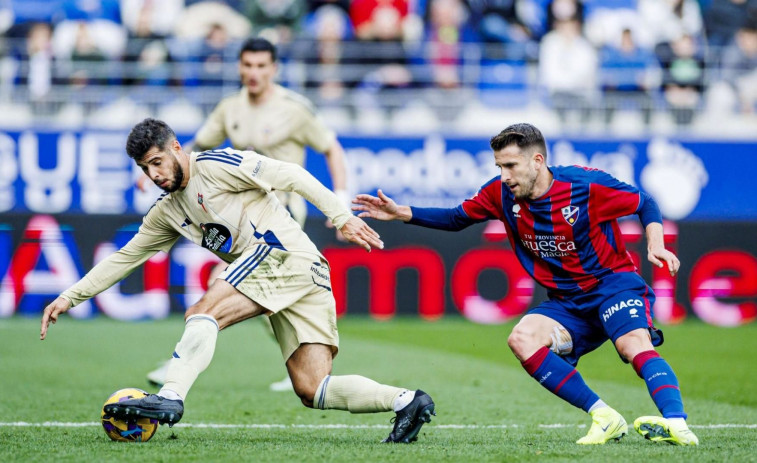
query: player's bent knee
[{"left": 615, "top": 329, "right": 654, "bottom": 361}]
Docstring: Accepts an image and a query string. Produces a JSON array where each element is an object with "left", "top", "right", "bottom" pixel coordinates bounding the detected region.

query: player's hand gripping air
[
  {"left": 648, "top": 246, "right": 680, "bottom": 276},
  {"left": 352, "top": 189, "right": 410, "bottom": 222},
  {"left": 339, "top": 216, "right": 384, "bottom": 252},
  {"left": 40, "top": 296, "right": 72, "bottom": 340}
]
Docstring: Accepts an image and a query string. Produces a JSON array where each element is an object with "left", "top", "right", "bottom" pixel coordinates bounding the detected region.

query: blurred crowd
[{"left": 0, "top": 0, "right": 756, "bottom": 135}]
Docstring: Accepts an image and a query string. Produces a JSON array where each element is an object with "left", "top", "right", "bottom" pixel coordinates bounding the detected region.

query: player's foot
[
  {"left": 103, "top": 394, "right": 184, "bottom": 427},
  {"left": 269, "top": 375, "right": 294, "bottom": 392},
  {"left": 146, "top": 360, "right": 169, "bottom": 388},
  {"left": 382, "top": 390, "right": 435, "bottom": 443},
  {"left": 576, "top": 407, "right": 628, "bottom": 444},
  {"left": 634, "top": 416, "right": 699, "bottom": 446}
]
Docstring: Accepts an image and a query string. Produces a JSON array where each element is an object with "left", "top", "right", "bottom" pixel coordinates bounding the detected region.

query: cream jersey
[
  {"left": 61, "top": 148, "right": 352, "bottom": 307},
  {"left": 194, "top": 85, "right": 337, "bottom": 225}
]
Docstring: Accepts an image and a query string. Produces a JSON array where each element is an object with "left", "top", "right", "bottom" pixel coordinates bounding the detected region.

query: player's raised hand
[
  {"left": 339, "top": 216, "right": 384, "bottom": 252},
  {"left": 648, "top": 246, "right": 680, "bottom": 276},
  {"left": 352, "top": 189, "right": 410, "bottom": 222},
  {"left": 40, "top": 297, "right": 72, "bottom": 340}
]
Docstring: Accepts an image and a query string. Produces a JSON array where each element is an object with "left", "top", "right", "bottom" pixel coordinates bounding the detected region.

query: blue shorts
[{"left": 528, "top": 272, "right": 662, "bottom": 366}]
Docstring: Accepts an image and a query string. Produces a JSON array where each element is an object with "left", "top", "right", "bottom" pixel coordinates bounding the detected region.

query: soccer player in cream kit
[
  {"left": 40, "top": 119, "right": 435, "bottom": 444},
  {"left": 354, "top": 123, "right": 699, "bottom": 446}
]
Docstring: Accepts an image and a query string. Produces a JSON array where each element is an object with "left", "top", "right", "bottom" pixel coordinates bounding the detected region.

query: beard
[
  {"left": 513, "top": 172, "right": 538, "bottom": 199},
  {"left": 159, "top": 161, "right": 184, "bottom": 192}
]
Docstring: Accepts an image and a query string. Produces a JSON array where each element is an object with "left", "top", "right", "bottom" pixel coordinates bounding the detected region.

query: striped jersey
[
  {"left": 61, "top": 148, "right": 351, "bottom": 307},
  {"left": 416, "top": 166, "right": 657, "bottom": 295}
]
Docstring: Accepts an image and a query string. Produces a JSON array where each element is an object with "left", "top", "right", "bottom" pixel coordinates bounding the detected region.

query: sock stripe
[
  {"left": 317, "top": 375, "right": 331, "bottom": 410},
  {"left": 553, "top": 369, "right": 577, "bottom": 394},
  {"left": 651, "top": 384, "right": 680, "bottom": 397},
  {"left": 632, "top": 350, "right": 660, "bottom": 377},
  {"left": 522, "top": 346, "right": 550, "bottom": 376}
]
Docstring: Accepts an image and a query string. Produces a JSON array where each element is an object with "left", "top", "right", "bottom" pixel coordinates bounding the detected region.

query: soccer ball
[{"left": 101, "top": 388, "right": 159, "bottom": 442}]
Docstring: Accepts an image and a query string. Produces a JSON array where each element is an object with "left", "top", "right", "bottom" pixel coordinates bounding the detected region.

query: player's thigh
[
  {"left": 187, "top": 278, "right": 268, "bottom": 330},
  {"left": 599, "top": 288, "right": 656, "bottom": 355}
]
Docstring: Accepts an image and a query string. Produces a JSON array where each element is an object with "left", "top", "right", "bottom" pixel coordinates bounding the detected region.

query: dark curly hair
[
  {"left": 489, "top": 123, "right": 548, "bottom": 160},
  {"left": 125, "top": 118, "right": 177, "bottom": 161}
]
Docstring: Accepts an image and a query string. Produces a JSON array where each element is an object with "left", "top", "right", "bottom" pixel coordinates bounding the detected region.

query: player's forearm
[
  {"left": 644, "top": 222, "right": 665, "bottom": 252},
  {"left": 60, "top": 249, "right": 153, "bottom": 306},
  {"left": 407, "top": 205, "right": 475, "bottom": 231}
]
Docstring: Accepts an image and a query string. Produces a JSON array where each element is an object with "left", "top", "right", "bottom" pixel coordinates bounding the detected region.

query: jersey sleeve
[
  {"left": 293, "top": 98, "right": 336, "bottom": 153},
  {"left": 212, "top": 150, "right": 353, "bottom": 229},
  {"left": 408, "top": 176, "right": 502, "bottom": 230},
  {"left": 193, "top": 100, "right": 228, "bottom": 149},
  {"left": 460, "top": 177, "right": 503, "bottom": 221},
  {"left": 584, "top": 168, "right": 644, "bottom": 222},
  {"left": 60, "top": 207, "right": 180, "bottom": 307}
]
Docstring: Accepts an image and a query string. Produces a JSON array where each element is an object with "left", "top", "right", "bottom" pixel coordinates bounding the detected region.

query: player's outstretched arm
[
  {"left": 40, "top": 296, "right": 72, "bottom": 340},
  {"left": 339, "top": 216, "right": 384, "bottom": 252},
  {"left": 645, "top": 222, "right": 680, "bottom": 276},
  {"left": 352, "top": 189, "right": 412, "bottom": 222}
]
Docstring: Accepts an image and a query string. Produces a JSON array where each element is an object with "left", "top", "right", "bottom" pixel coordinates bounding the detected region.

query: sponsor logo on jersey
[
  {"left": 200, "top": 222, "right": 233, "bottom": 253},
  {"left": 602, "top": 298, "right": 644, "bottom": 322},
  {"left": 197, "top": 193, "right": 207, "bottom": 212},
  {"left": 561, "top": 205, "right": 579, "bottom": 226},
  {"left": 512, "top": 204, "right": 521, "bottom": 218},
  {"left": 520, "top": 233, "right": 576, "bottom": 258}
]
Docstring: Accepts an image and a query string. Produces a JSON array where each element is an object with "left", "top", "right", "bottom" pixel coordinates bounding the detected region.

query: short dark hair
[
  {"left": 126, "top": 118, "right": 176, "bottom": 161},
  {"left": 239, "top": 37, "right": 277, "bottom": 61},
  {"left": 489, "top": 123, "right": 548, "bottom": 159}
]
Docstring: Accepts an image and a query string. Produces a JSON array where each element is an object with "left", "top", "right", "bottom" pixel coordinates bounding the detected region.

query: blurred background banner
[
  {"left": 2, "top": 213, "right": 755, "bottom": 327},
  {"left": 1, "top": 129, "right": 756, "bottom": 221}
]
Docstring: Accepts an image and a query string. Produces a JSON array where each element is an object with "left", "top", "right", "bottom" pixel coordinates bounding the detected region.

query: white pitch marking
[{"left": 0, "top": 422, "right": 755, "bottom": 429}]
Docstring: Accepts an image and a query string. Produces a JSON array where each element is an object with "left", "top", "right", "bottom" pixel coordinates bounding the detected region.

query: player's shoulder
[
  {"left": 194, "top": 148, "right": 246, "bottom": 169},
  {"left": 278, "top": 86, "right": 318, "bottom": 115},
  {"left": 145, "top": 191, "right": 171, "bottom": 215},
  {"left": 479, "top": 175, "right": 501, "bottom": 193},
  {"left": 551, "top": 165, "right": 617, "bottom": 185}
]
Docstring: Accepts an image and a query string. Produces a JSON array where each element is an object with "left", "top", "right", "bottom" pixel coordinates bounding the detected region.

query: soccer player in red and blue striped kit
[{"left": 353, "top": 123, "right": 698, "bottom": 446}]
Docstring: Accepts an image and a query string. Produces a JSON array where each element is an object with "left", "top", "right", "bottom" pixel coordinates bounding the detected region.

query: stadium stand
[{"left": 0, "top": 0, "right": 755, "bottom": 137}]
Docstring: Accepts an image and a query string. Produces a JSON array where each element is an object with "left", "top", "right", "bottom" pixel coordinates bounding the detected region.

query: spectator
[
  {"left": 308, "top": 0, "right": 351, "bottom": 16},
  {"left": 600, "top": 28, "right": 660, "bottom": 127},
  {"left": 469, "top": 0, "right": 535, "bottom": 61},
  {"left": 121, "top": 0, "right": 185, "bottom": 38},
  {"left": 546, "top": 0, "right": 584, "bottom": 32},
  {"left": 350, "top": 0, "right": 409, "bottom": 40},
  {"left": 655, "top": 34, "right": 705, "bottom": 125},
  {"left": 25, "top": 22, "right": 55, "bottom": 102},
  {"left": 638, "top": 0, "right": 703, "bottom": 46},
  {"left": 121, "top": 0, "right": 184, "bottom": 87},
  {"left": 242, "top": 0, "right": 306, "bottom": 44},
  {"left": 720, "top": 22, "right": 757, "bottom": 112},
  {"left": 539, "top": 17, "right": 598, "bottom": 125},
  {"left": 294, "top": 5, "right": 354, "bottom": 101},
  {"left": 426, "top": 0, "right": 472, "bottom": 89},
  {"left": 705, "top": 0, "right": 757, "bottom": 47}
]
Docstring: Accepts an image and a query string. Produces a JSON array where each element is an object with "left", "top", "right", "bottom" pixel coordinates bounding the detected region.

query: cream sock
[
  {"left": 313, "top": 375, "right": 405, "bottom": 413},
  {"left": 158, "top": 314, "right": 219, "bottom": 400}
]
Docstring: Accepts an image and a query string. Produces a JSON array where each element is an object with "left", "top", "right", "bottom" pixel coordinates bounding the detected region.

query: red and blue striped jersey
[{"left": 409, "top": 165, "right": 661, "bottom": 295}]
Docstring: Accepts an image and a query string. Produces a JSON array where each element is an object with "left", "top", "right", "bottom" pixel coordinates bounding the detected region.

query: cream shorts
[{"left": 219, "top": 245, "right": 339, "bottom": 360}]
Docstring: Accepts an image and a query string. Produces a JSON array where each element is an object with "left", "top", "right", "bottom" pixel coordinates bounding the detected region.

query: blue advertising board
[{"left": 0, "top": 129, "right": 754, "bottom": 221}]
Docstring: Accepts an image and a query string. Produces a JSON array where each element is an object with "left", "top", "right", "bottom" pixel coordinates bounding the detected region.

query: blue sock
[
  {"left": 522, "top": 346, "right": 600, "bottom": 412},
  {"left": 633, "top": 350, "right": 687, "bottom": 419}
]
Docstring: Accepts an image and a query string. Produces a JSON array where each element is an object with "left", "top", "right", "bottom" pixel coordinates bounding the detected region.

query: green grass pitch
[{"left": 1, "top": 315, "right": 755, "bottom": 462}]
